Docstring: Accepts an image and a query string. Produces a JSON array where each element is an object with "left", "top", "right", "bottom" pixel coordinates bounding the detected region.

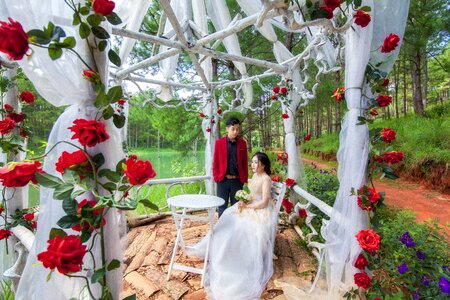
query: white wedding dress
[{"left": 187, "top": 179, "right": 278, "bottom": 300}]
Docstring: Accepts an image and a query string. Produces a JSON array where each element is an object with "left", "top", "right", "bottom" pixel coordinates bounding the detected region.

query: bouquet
[{"left": 235, "top": 190, "right": 252, "bottom": 204}]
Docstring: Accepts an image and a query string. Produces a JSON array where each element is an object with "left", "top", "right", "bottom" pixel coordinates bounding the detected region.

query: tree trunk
[
  {"left": 394, "top": 61, "right": 400, "bottom": 118},
  {"left": 410, "top": 50, "right": 424, "bottom": 115},
  {"left": 275, "top": 117, "right": 281, "bottom": 149},
  {"left": 422, "top": 52, "right": 428, "bottom": 109},
  {"left": 246, "top": 114, "right": 252, "bottom": 153},
  {"left": 285, "top": 32, "right": 294, "bottom": 52},
  {"left": 334, "top": 72, "right": 341, "bottom": 132},
  {"left": 326, "top": 100, "right": 332, "bottom": 134},
  {"left": 403, "top": 56, "right": 408, "bottom": 116}
]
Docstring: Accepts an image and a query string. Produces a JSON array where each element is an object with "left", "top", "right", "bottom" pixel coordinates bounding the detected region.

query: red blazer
[{"left": 213, "top": 136, "right": 248, "bottom": 184}]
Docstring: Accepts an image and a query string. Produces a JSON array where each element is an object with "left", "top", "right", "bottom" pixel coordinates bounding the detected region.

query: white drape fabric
[
  {"left": 0, "top": 0, "right": 136, "bottom": 298},
  {"left": 324, "top": 0, "right": 409, "bottom": 296}
]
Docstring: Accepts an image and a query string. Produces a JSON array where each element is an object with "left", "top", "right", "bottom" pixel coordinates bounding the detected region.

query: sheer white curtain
[
  {"left": 325, "top": 0, "right": 409, "bottom": 296},
  {"left": 1, "top": 0, "right": 139, "bottom": 298}
]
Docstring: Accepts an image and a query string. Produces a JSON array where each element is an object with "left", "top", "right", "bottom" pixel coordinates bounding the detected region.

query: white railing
[{"left": 289, "top": 185, "right": 333, "bottom": 261}]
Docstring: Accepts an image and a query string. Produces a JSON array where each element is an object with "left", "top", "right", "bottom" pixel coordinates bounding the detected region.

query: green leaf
[
  {"left": 107, "top": 259, "right": 120, "bottom": 271},
  {"left": 106, "top": 12, "right": 122, "bottom": 25},
  {"left": 91, "top": 268, "right": 106, "bottom": 284},
  {"left": 87, "top": 14, "right": 102, "bottom": 27},
  {"left": 108, "top": 49, "right": 121, "bottom": 67},
  {"left": 98, "top": 169, "right": 121, "bottom": 182},
  {"left": 80, "top": 229, "right": 92, "bottom": 243},
  {"left": 49, "top": 228, "right": 67, "bottom": 240},
  {"left": 27, "top": 29, "right": 51, "bottom": 45},
  {"left": 306, "top": 0, "right": 313, "bottom": 8},
  {"left": 79, "top": 6, "right": 90, "bottom": 15},
  {"left": 102, "top": 182, "right": 117, "bottom": 191},
  {"left": 122, "top": 295, "right": 136, "bottom": 300},
  {"left": 92, "top": 26, "right": 110, "bottom": 39},
  {"left": 360, "top": 6, "right": 371, "bottom": 12},
  {"left": 102, "top": 105, "right": 114, "bottom": 120},
  {"left": 48, "top": 46, "right": 63, "bottom": 60},
  {"left": 113, "top": 114, "right": 126, "bottom": 128},
  {"left": 354, "top": 0, "right": 362, "bottom": 8},
  {"left": 140, "top": 199, "right": 158, "bottom": 211},
  {"left": 73, "top": 13, "right": 81, "bottom": 26},
  {"left": 61, "top": 36, "right": 76, "bottom": 48},
  {"left": 107, "top": 86, "right": 123, "bottom": 103},
  {"left": 98, "top": 40, "right": 108, "bottom": 52},
  {"left": 113, "top": 198, "right": 138, "bottom": 210},
  {"left": 71, "top": 189, "right": 85, "bottom": 199},
  {"left": 95, "top": 90, "right": 110, "bottom": 107},
  {"left": 116, "top": 159, "right": 126, "bottom": 173},
  {"left": 62, "top": 198, "right": 78, "bottom": 215},
  {"left": 79, "top": 22, "right": 91, "bottom": 39},
  {"left": 57, "top": 215, "right": 80, "bottom": 229},
  {"left": 92, "top": 152, "right": 105, "bottom": 168},
  {"left": 35, "top": 172, "right": 65, "bottom": 188},
  {"left": 54, "top": 184, "right": 74, "bottom": 200}
]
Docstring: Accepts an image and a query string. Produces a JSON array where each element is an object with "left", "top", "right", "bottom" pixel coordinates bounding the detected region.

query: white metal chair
[{"left": 271, "top": 180, "right": 287, "bottom": 214}]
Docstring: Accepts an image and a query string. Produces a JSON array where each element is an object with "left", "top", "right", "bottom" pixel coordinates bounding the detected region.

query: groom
[{"left": 213, "top": 117, "right": 248, "bottom": 217}]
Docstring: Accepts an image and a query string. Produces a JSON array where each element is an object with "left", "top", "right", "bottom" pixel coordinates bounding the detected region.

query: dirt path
[{"left": 302, "top": 158, "right": 450, "bottom": 236}]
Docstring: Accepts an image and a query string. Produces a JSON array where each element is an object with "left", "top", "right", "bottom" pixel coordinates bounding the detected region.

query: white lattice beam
[{"left": 127, "top": 75, "right": 207, "bottom": 91}]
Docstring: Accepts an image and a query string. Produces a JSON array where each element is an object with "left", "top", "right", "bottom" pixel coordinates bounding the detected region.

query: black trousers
[{"left": 217, "top": 178, "right": 243, "bottom": 217}]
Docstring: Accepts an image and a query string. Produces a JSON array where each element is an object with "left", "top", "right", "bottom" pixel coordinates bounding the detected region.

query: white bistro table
[{"left": 166, "top": 194, "right": 224, "bottom": 287}]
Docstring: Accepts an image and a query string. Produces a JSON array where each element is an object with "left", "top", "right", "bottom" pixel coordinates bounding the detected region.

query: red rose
[
  {"left": 0, "top": 117, "right": 16, "bottom": 134},
  {"left": 376, "top": 95, "right": 392, "bottom": 107},
  {"left": 356, "top": 229, "right": 381, "bottom": 251},
  {"left": 123, "top": 155, "right": 156, "bottom": 185},
  {"left": 0, "top": 160, "right": 42, "bottom": 187},
  {"left": 282, "top": 113, "right": 289, "bottom": 119},
  {"left": 354, "top": 254, "right": 368, "bottom": 269},
  {"left": 282, "top": 198, "right": 294, "bottom": 214},
  {"left": 383, "top": 151, "right": 404, "bottom": 164},
  {"left": 354, "top": 272, "right": 371, "bottom": 289},
  {"left": 0, "top": 229, "right": 12, "bottom": 240},
  {"left": 320, "top": 6, "right": 334, "bottom": 19},
  {"left": 19, "top": 91, "right": 35, "bottom": 104},
  {"left": 118, "top": 99, "right": 125, "bottom": 105},
  {"left": 217, "top": 108, "right": 223, "bottom": 115},
  {"left": 200, "top": 112, "right": 205, "bottom": 118},
  {"left": 353, "top": 10, "right": 371, "bottom": 28},
  {"left": 55, "top": 150, "right": 91, "bottom": 176},
  {"left": 68, "top": 119, "right": 109, "bottom": 147},
  {"left": 271, "top": 95, "right": 278, "bottom": 100},
  {"left": 369, "top": 108, "right": 379, "bottom": 116},
  {"left": 206, "top": 128, "right": 211, "bottom": 132},
  {"left": 37, "top": 235, "right": 87, "bottom": 274},
  {"left": 7, "top": 112, "right": 25, "bottom": 123},
  {"left": 277, "top": 152, "right": 288, "bottom": 165},
  {"left": 382, "top": 78, "right": 390, "bottom": 86},
  {"left": 3, "top": 104, "right": 13, "bottom": 112},
  {"left": 271, "top": 175, "right": 282, "bottom": 182},
  {"left": 325, "top": 0, "right": 340, "bottom": 10},
  {"left": 0, "top": 18, "right": 29, "bottom": 60},
  {"left": 32, "top": 221, "right": 37, "bottom": 229},
  {"left": 285, "top": 178, "right": 296, "bottom": 187},
  {"left": 20, "top": 128, "right": 29, "bottom": 138},
  {"left": 24, "top": 212, "right": 34, "bottom": 221},
  {"left": 381, "top": 128, "right": 396, "bottom": 143},
  {"left": 374, "top": 155, "right": 384, "bottom": 163},
  {"left": 211, "top": 119, "right": 215, "bottom": 124},
  {"left": 357, "top": 197, "right": 374, "bottom": 211},
  {"left": 299, "top": 208, "right": 307, "bottom": 219},
  {"left": 280, "top": 87, "right": 288, "bottom": 95},
  {"left": 381, "top": 33, "right": 400, "bottom": 53},
  {"left": 273, "top": 86, "right": 280, "bottom": 94},
  {"left": 82, "top": 69, "right": 101, "bottom": 83},
  {"left": 0, "top": 207, "right": 3, "bottom": 214},
  {"left": 366, "top": 187, "right": 381, "bottom": 203},
  {"left": 304, "top": 134, "right": 311, "bottom": 141},
  {"left": 92, "top": 0, "right": 116, "bottom": 16},
  {"left": 332, "top": 87, "right": 345, "bottom": 102}
]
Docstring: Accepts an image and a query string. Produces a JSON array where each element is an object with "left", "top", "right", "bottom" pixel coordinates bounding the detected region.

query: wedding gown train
[{"left": 187, "top": 187, "right": 278, "bottom": 300}]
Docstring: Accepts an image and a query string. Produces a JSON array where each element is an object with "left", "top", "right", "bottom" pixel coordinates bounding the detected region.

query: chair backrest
[{"left": 271, "top": 181, "right": 287, "bottom": 213}]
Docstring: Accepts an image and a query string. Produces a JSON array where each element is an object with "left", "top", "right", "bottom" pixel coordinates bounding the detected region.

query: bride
[{"left": 188, "top": 152, "right": 277, "bottom": 299}]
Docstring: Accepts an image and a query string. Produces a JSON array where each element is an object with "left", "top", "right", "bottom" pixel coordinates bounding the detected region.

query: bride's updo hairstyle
[{"left": 253, "top": 152, "right": 271, "bottom": 175}]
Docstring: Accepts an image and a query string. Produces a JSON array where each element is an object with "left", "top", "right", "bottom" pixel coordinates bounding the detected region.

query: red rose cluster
[
  {"left": 123, "top": 155, "right": 156, "bottom": 185},
  {"left": 320, "top": 0, "right": 341, "bottom": 19},
  {"left": 331, "top": 87, "right": 345, "bottom": 103},
  {"left": 353, "top": 10, "right": 371, "bottom": 28},
  {"left": 0, "top": 161, "right": 42, "bottom": 187},
  {"left": 68, "top": 119, "right": 109, "bottom": 147},
  {"left": 276, "top": 152, "right": 288, "bottom": 165}
]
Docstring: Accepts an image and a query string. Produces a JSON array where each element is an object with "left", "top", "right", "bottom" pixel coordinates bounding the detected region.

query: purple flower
[
  {"left": 443, "top": 266, "right": 450, "bottom": 273},
  {"left": 412, "top": 291, "right": 420, "bottom": 299},
  {"left": 416, "top": 251, "right": 425, "bottom": 260},
  {"left": 439, "top": 277, "right": 450, "bottom": 294},
  {"left": 399, "top": 232, "right": 415, "bottom": 248},
  {"left": 398, "top": 263, "right": 408, "bottom": 274},
  {"left": 422, "top": 275, "right": 429, "bottom": 286}
]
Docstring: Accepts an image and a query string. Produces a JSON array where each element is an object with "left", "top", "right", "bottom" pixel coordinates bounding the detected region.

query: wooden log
[
  {"left": 144, "top": 268, "right": 190, "bottom": 300},
  {"left": 127, "top": 213, "right": 171, "bottom": 228}
]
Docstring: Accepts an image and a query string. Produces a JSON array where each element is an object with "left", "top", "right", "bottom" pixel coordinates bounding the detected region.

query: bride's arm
[{"left": 246, "top": 177, "right": 272, "bottom": 209}]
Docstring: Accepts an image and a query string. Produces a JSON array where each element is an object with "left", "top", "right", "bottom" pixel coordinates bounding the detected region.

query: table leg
[
  {"left": 167, "top": 207, "right": 187, "bottom": 281},
  {"left": 200, "top": 207, "right": 216, "bottom": 287}
]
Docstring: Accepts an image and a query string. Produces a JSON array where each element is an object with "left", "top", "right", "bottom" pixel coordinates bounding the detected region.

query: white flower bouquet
[{"left": 235, "top": 190, "right": 252, "bottom": 204}]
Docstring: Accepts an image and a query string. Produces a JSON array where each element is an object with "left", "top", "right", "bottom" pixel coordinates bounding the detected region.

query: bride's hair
[{"left": 252, "top": 152, "right": 271, "bottom": 175}]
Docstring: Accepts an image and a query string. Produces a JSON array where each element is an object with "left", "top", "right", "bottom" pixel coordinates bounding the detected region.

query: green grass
[{"left": 302, "top": 102, "right": 450, "bottom": 166}]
